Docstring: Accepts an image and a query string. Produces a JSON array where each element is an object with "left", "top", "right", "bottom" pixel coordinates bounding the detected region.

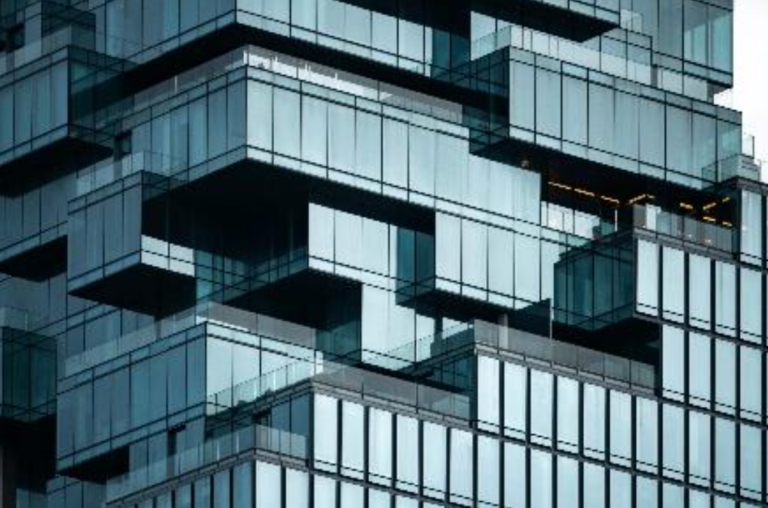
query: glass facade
[{"left": 0, "top": 1, "right": 764, "bottom": 508}]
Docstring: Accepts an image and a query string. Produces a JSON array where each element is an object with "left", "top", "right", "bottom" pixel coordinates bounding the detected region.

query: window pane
[
  {"left": 314, "top": 395, "right": 338, "bottom": 470},
  {"left": 557, "top": 377, "right": 579, "bottom": 452},
  {"left": 503, "top": 362, "right": 527, "bottom": 439},
  {"left": 503, "top": 442, "right": 526, "bottom": 508},
  {"left": 530, "top": 370, "right": 553, "bottom": 445}
]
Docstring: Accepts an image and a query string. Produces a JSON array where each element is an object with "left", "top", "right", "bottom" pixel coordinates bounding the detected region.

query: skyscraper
[{"left": 0, "top": 0, "right": 762, "bottom": 507}]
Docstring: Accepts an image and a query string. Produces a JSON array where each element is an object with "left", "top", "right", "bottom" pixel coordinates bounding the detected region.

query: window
[
  {"left": 233, "top": 462, "right": 252, "bottom": 508},
  {"left": 314, "top": 395, "right": 338, "bottom": 470},
  {"left": 689, "top": 254, "right": 711, "bottom": 328},
  {"left": 739, "top": 268, "right": 762, "bottom": 343},
  {"left": 637, "top": 239, "right": 659, "bottom": 316},
  {"left": 341, "top": 401, "right": 364, "bottom": 478},
  {"left": 477, "top": 436, "right": 500, "bottom": 507},
  {"left": 715, "top": 339, "right": 736, "bottom": 414},
  {"left": 714, "top": 418, "right": 735, "bottom": 492},
  {"left": 396, "top": 415, "right": 419, "bottom": 492},
  {"left": 583, "top": 463, "right": 605, "bottom": 508},
  {"left": 662, "top": 247, "right": 685, "bottom": 322},
  {"left": 503, "top": 362, "right": 527, "bottom": 439},
  {"left": 477, "top": 356, "right": 500, "bottom": 430},
  {"left": 557, "top": 456, "right": 578, "bottom": 508},
  {"left": 715, "top": 262, "right": 736, "bottom": 336},
  {"left": 609, "top": 470, "right": 631, "bottom": 508},
  {"left": 503, "top": 442, "right": 526, "bottom": 508},
  {"left": 662, "top": 404, "right": 684, "bottom": 480},
  {"left": 609, "top": 390, "right": 631, "bottom": 466},
  {"left": 739, "top": 346, "right": 762, "bottom": 420},
  {"left": 255, "top": 462, "right": 282, "bottom": 508},
  {"left": 662, "top": 325, "right": 685, "bottom": 400},
  {"left": 636, "top": 398, "right": 658, "bottom": 472},
  {"left": 449, "top": 428, "right": 473, "bottom": 505},
  {"left": 557, "top": 377, "right": 579, "bottom": 452},
  {"left": 313, "top": 475, "right": 336, "bottom": 508},
  {"left": 688, "top": 332, "right": 711, "bottom": 406},
  {"left": 637, "top": 477, "right": 657, "bottom": 508},
  {"left": 423, "top": 421, "right": 446, "bottom": 498},
  {"left": 740, "top": 424, "right": 763, "bottom": 499},
  {"left": 530, "top": 370, "right": 553, "bottom": 445},
  {"left": 286, "top": 469, "right": 308, "bottom": 508},
  {"left": 688, "top": 411, "right": 711, "bottom": 485},
  {"left": 368, "top": 407, "right": 392, "bottom": 485},
  {"left": 583, "top": 383, "right": 606, "bottom": 459},
  {"left": 530, "top": 449, "right": 552, "bottom": 508}
]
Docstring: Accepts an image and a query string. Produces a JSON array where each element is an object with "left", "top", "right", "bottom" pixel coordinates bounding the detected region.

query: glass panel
[
  {"left": 530, "top": 370, "right": 553, "bottom": 445},
  {"left": 530, "top": 449, "right": 552, "bottom": 508},
  {"left": 557, "top": 456, "right": 578, "bottom": 508},
  {"left": 557, "top": 377, "right": 579, "bottom": 453},
  {"left": 503, "top": 442, "right": 526, "bottom": 508},
  {"left": 715, "top": 262, "right": 736, "bottom": 336},
  {"left": 314, "top": 394, "right": 338, "bottom": 470},
  {"left": 688, "top": 332, "right": 711, "bottom": 406},
  {"left": 422, "top": 421, "right": 446, "bottom": 498},
  {"left": 740, "top": 267, "right": 762, "bottom": 343},
  {"left": 583, "top": 383, "right": 606, "bottom": 459},
  {"left": 396, "top": 415, "right": 419, "bottom": 492},
  {"left": 609, "top": 390, "right": 631, "bottom": 466},
  {"left": 503, "top": 362, "right": 527, "bottom": 439},
  {"left": 636, "top": 397, "right": 658, "bottom": 472},
  {"left": 368, "top": 407, "right": 392, "bottom": 485},
  {"left": 688, "top": 411, "right": 711, "bottom": 485},
  {"left": 662, "top": 325, "right": 685, "bottom": 401},
  {"left": 662, "top": 404, "right": 684, "bottom": 480},
  {"left": 449, "top": 428, "right": 473, "bottom": 505},
  {"left": 662, "top": 247, "right": 685, "bottom": 322},
  {"left": 477, "top": 436, "right": 500, "bottom": 507},
  {"left": 477, "top": 356, "right": 500, "bottom": 430},
  {"left": 636, "top": 240, "right": 659, "bottom": 315},
  {"left": 341, "top": 401, "right": 364, "bottom": 478},
  {"left": 689, "top": 254, "right": 711, "bottom": 329}
]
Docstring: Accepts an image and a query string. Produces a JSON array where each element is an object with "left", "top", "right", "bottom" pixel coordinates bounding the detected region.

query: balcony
[
  {"left": 0, "top": 306, "right": 56, "bottom": 424},
  {"left": 0, "top": 46, "right": 116, "bottom": 194},
  {"left": 469, "top": 46, "right": 744, "bottom": 198},
  {"left": 472, "top": 0, "right": 623, "bottom": 42}
]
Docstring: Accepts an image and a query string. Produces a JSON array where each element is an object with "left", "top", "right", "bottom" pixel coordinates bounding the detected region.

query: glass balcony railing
[
  {"left": 207, "top": 354, "right": 471, "bottom": 421},
  {"left": 632, "top": 205, "right": 734, "bottom": 252},
  {"left": 105, "top": 423, "right": 306, "bottom": 502},
  {"left": 75, "top": 151, "right": 186, "bottom": 197},
  {"left": 362, "top": 320, "right": 656, "bottom": 391},
  {"left": 472, "top": 320, "right": 656, "bottom": 389}
]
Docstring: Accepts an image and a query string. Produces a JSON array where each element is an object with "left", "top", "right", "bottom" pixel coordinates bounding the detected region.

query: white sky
[{"left": 730, "top": 0, "right": 768, "bottom": 163}]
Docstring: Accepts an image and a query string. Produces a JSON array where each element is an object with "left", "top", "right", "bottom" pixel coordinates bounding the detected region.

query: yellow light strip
[
  {"left": 702, "top": 202, "right": 718, "bottom": 211},
  {"left": 549, "top": 182, "right": 572, "bottom": 191},
  {"left": 574, "top": 187, "right": 596, "bottom": 198},
  {"left": 679, "top": 202, "right": 695, "bottom": 211}
]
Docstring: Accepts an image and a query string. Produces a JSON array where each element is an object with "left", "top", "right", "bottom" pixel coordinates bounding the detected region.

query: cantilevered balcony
[
  {"left": 56, "top": 303, "right": 319, "bottom": 479},
  {"left": 0, "top": 306, "right": 56, "bottom": 425},
  {"left": 0, "top": 46, "right": 117, "bottom": 194},
  {"left": 472, "top": 0, "right": 622, "bottom": 42},
  {"left": 468, "top": 46, "right": 744, "bottom": 199}
]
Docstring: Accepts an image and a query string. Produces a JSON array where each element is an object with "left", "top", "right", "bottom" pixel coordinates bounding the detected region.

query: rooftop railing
[
  {"left": 206, "top": 353, "right": 471, "bottom": 421},
  {"left": 472, "top": 320, "right": 656, "bottom": 390},
  {"left": 75, "top": 151, "right": 186, "bottom": 197},
  {"left": 632, "top": 204, "right": 734, "bottom": 252},
  {"left": 105, "top": 423, "right": 306, "bottom": 502}
]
